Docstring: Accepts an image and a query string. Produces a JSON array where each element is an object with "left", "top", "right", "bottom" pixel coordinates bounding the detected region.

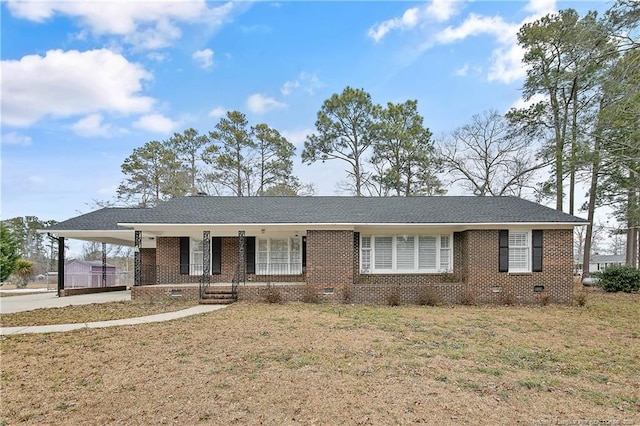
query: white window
[
  {"left": 440, "top": 236, "right": 451, "bottom": 271},
  {"left": 396, "top": 235, "right": 415, "bottom": 270},
  {"left": 256, "top": 236, "right": 303, "bottom": 275},
  {"left": 508, "top": 231, "right": 530, "bottom": 272},
  {"left": 361, "top": 236, "right": 372, "bottom": 272},
  {"left": 361, "top": 234, "right": 453, "bottom": 273},
  {"left": 190, "top": 238, "right": 204, "bottom": 275},
  {"left": 374, "top": 236, "right": 393, "bottom": 270}
]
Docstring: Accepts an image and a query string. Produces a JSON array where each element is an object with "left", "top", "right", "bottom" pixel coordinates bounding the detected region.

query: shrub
[
  {"left": 574, "top": 291, "right": 587, "bottom": 307},
  {"left": 302, "top": 287, "right": 319, "bottom": 304},
  {"left": 418, "top": 287, "right": 441, "bottom": 306},
  {"left": 499, "top": 290, "right": 516, "bottom": 306},
  {"left": 342, "top": 285, "right": 352, "bottom": 304},
  {"left": 264, "top": 285, "right": 282, "bottom": 303},
  {"left": 539, "top": 292, "right": 551, "bottom": 306},
  {"left": 386, "top": 291, "right": 400, "bottom": 306},
  {"left": 599, "top": 265, "right": 640, "bottom": 293},
  {"left": 459, "top": 288, "right": 476, "bottom": 306}
]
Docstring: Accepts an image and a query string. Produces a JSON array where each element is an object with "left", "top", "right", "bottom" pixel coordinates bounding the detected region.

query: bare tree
[{"left": 439, "top": 110, "right": 545, "bottom": 197}]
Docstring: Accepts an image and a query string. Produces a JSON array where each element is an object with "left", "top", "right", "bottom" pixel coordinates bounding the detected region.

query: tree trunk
[
  {"left": 626, "top": 177, "right": 638, "bottom": 267},
  {"left": 581, "top": 132, "right": 600, "bottom": 281}
]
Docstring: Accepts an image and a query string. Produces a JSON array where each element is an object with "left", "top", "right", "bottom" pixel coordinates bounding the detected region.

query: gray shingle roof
[
  {"left": 45, "top": 197, "right": 587, "bottom": 231},
  {"left": 46, "top": 208, "right": 149, "bottom": 231},
  {"left": 126, "top": 196, "right": 586, "bottom": 225}
]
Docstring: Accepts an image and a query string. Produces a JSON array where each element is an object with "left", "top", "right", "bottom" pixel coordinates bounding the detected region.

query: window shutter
[
  {"left": 532, "top": 230, "right": 543, "bottom": 272},
  {"left": 246, "top": 237, "right": 256, "bottom": 274},
  {"left": 302, "top": 236, "right": 307, "bottom": 267},
  {"left": 211, "top": 237, "right": 222, "bottom": 275},
  {"left": 499, "top": 230, "right": 509, "bottom": 272},
  {"left": 179, "top": 237, "right": 189, "bottom": 275}
]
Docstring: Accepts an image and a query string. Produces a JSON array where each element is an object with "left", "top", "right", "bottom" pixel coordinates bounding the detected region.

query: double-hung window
[
  {"left": 190, "top": 238, "right": 204, "bottom": 275},
  {"left": 508, "top": 231, "right": 530, "bottom": 273},
  {"left": 361, "top": 234, "right": 452, "bottom": 273},
  {"left": 257, "top": 237, "right": 302, "bottom": 275}
]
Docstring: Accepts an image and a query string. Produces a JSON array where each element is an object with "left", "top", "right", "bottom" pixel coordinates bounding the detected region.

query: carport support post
[
  {"left": 102, "top": 242, "right": 107, "bottom": 287},
  {"left": 134, "top": 231, "right": 141, "bottom": 286},
  {"left": 57, "top": 237, "right": 65, "bottom": 297}
]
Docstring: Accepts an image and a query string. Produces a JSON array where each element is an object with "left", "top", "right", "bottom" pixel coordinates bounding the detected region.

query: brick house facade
[{"left": 46, "top": 196, "right": 586, "bottom": 305}]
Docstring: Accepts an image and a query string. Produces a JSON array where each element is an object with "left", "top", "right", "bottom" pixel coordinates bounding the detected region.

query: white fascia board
[{"left": 119, "top": 222, "right": 583, "bottom": 228}]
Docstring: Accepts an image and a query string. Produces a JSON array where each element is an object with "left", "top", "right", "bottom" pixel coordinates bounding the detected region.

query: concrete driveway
[{"left": 0, "top": 290, "right": 131, "bottom": 314}]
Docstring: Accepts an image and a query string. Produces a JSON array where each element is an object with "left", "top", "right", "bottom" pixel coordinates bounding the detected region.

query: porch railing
[{"left": 255, "top": 263, "right": 303, "bottom": 276}]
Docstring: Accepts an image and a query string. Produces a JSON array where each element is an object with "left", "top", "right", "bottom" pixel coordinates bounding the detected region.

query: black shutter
[
  {"left": 212, "top": 237, "right": 222, "bottom": 275},
  {"left": 246, "top": 237, "right": 256, "bottom": 274},
  {"left": 302, "top": 236, "right": 307, "bottom": 267},
  {"left": 499, "top": 230, "right": 509, "bottom": 272},
  {"left": 532, "top": 230, "right": 543, "bottom": 272},
  {"left": 179, "top": 237, "right": 189, "bottom": 275}
]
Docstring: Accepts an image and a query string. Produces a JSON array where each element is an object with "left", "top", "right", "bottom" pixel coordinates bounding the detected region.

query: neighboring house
[
  {"left": 65, "top": 259, "right": 116, "bottom": 288},
  {"left": 588, "top": 254, "right": 625, "bottom": 273},
  {"left": 44, "top": 196, "right": 587, "bottom": 305}
]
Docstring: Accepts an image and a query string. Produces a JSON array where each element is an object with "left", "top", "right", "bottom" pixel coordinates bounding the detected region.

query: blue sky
[{"left": 2, "top": 0, "right": 607, "bottom": 226}]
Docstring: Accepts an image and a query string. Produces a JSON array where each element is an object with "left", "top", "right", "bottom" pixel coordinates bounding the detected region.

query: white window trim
[
  {"left": 189, "top": 237, "right": 210, "bottom": 276},
  {"left": 360, "top": 233, "right": 453, "bottom": 274},
  {"left": 508, "top": 230, "right": 531, "bottom": 273},
  {"left": 256, "top": 236, "right": 303, "bottom": 275}
]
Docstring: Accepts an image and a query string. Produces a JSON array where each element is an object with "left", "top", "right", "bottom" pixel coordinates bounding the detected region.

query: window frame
[
  {"left": 360, "top": 233, "right": 453, "bottom": 274},
  {"left": 189, "top": 237, "right": 208, "bottom": 276},
  {"left": 507, "top": 230, "right": 531, "bottom": 273},
  {"left": 256, "top": 235, "right": 303, "bottom": 275}
]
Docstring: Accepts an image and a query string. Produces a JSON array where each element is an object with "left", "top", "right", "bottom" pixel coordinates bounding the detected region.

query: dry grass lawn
[
  {"left": 1, "top": 288, "right": 638, "bottom": 425},
  {"left": 1, "top": 299, "right": 198, "bottom": 327}
]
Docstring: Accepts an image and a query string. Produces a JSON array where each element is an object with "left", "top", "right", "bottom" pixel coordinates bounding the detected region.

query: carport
[{"left": 40, "top": 207, "right": 149, "bottom": 296}]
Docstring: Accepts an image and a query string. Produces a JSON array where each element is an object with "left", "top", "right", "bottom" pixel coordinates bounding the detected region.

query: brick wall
[
  {"left": 306, "top": 230, "right": 354, "bottom": 302},
  {"left": 461, "top": 229, "right": 573, "bottom": 304},
  {"left": 140, "top": 248, "right": 156, "bottom": 285},
  {"left": 137, "top": 228, "right": 574, "bottom": 305}
]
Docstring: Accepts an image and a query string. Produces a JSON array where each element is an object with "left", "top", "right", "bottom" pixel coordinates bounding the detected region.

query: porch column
[
  {"left": 102, "top": 242, "right": 107, "bottom": 287},
  {"left": 134, "top": 230, "right": 141, "bottom": 286},
  {"left": 57, "top": 237, "right": 65, "bottom": 297},
  {"left": 202, "top": 231, "right": 211, "bottom": 296},
  {"left": 238, "top": 231, "right": 245, "bottom": 283}
]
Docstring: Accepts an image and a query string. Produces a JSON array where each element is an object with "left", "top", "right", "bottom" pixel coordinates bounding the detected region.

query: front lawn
[{"left": 1, "top": 290, "right": 638, "bottom": 425}]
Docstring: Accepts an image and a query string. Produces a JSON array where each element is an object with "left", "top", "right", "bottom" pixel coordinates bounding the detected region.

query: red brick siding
[
  {"left": 461, "top": 229, "right": 573, "bottom": 304},
  {"left": 136, "top": 228, "right": 573, "bottom": 305},
  {"left": 306, "top": 230, "right": 355, "bottom": 302}
]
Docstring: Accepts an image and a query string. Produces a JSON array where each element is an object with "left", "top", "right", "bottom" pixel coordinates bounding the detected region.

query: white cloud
[
  {"left": 1, "top": 49, "right": 154, "bottom": 127},
  {"left": 368, "top": 0, "right": 459, "bottom": 42},
  {"left": 193, "top": 48, "right": 214, "bottom": 69},
  {"left": 509, "top": 93, "right": 548, "bottom": 111},
  {"left": 147, "top": 52, "right": 167, "bottom": 62},
  {"left": 434, "top": 0, "right": 557, "bottom": 84},
  {"left": 281, "top": 80, "right": 300, "bottom": 96},
  {"left": 281, "top": 128, "right": 314, "bottom": 148},
  {"left": 437, "top": 14, "right": 516, "bottom": 45},
  {"left": 280, "top": 72, "right": 324, "bottom": 96},
  {"left": 71, "top": 113, "right": 112, "bottom": 138},
  {"left": 246, "top": 93, "right": 286, "bottom": 114},
  {"left": 6, "top": 0, "right": 235, "bottom": 50},
  {"left": 1, "top": 131, "right": 32, "bottom": 146},
  {"left": 454, "top": 63, "right": 470, "bottom": 76},
  {"left": 133, "top": 113, "right": 177, "bottom": 133},
  {"left": 209, "top": 106, "right": 227, "bottom": 118},
  {"left": 425, "top": 0, "right": 459, "bottom": 22}
]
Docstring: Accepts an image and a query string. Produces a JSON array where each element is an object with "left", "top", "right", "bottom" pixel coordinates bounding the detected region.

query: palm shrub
[
  {"left": 599, "top": 265, "right": 640, "bottom": 293},
  {"left": 12, "top": 259, "right": 34, "bottom": 288}
]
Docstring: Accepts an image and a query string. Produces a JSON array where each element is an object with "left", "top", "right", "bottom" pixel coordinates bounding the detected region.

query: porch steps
[{"left": 199, "top": 289, "right": 237, "bottom": 305}]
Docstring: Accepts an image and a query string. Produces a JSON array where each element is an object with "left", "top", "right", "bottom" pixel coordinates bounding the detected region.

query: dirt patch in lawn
[
  {"left": 0, "top": 299, "right": 198, "bottom": 327},
  {"left": 1, "top": 292, "right": 639, "bottom": 425}
]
